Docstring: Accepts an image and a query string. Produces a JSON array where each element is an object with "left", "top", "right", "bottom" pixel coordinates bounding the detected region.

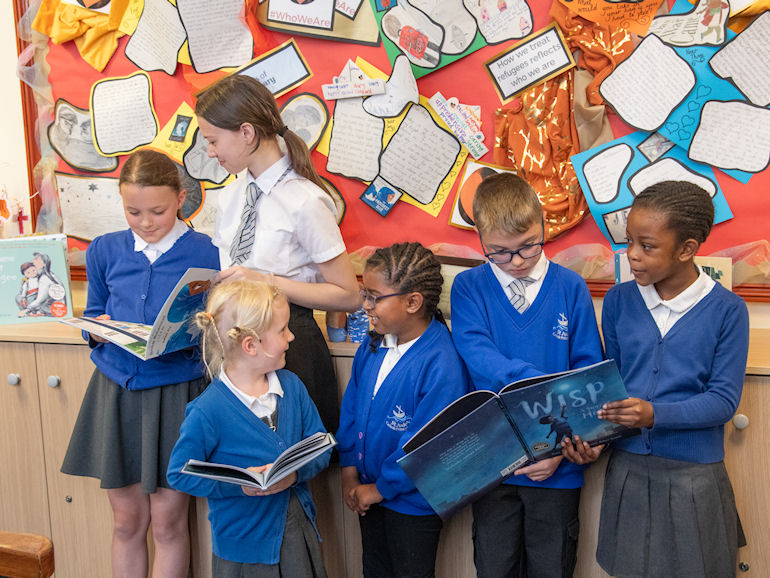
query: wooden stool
[{"left": 0, "top": 532, "right": 54, "bottom": 578}]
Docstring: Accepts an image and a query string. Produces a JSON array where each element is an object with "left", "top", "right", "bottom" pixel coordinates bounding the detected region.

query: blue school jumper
[
  {"left": 337, "top": 319, "right": 471, "bottom": 515},
  {"left": 166, "top": 370, "right": 330, "bottom": 564},
  {"left": 84, "top": 228, "right": 220, "bottom": 390},
  {"left": 602, "top": 281, "right": 749, "bottom": 463},
  {"left": 450, "top": 262, "right": 603, "bottom": 488}
]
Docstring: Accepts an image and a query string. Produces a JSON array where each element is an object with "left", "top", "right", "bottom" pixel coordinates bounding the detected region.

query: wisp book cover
[{"left": 398, "top": 359, "right": 639, "bottom": 519}]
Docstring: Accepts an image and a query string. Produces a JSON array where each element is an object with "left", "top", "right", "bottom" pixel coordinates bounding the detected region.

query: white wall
[{"left": 0, "top": 1, "right": 32, "bottom": 237}]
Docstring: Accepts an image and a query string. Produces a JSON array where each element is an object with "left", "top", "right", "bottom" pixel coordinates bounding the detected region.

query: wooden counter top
[{"left": 1, "top": 322, "right": 766, "bottom": 372}]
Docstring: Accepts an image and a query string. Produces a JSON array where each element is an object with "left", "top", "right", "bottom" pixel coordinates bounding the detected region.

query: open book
[
  {"left": 397, "top": 359, "right": 639, "bottom": 519},
  {"left": 181, "top": 432, "right": 337, "bottom": 490},
  {"left": 60, "top": 267, "right": 217, "bottom": 360}
]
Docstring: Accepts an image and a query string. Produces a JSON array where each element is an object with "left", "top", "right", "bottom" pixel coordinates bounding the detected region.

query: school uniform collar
[
  {"left": 219, "top": 368, "right": 284, "bottom": 408},
  {"left": 132, "top": 219, "right": 188, "bottom": 255},
  {"left": 246, "top": 155, "right": 291, "bottom": 197},
  {"left": 489, "top": 251, "right": 548, "bottom": 289},
  {"left": 637, "top": 265, "right": 715, "bottom": 313},
  {"left": 379, "top": 333, "right": 420, "bottom": 357}
]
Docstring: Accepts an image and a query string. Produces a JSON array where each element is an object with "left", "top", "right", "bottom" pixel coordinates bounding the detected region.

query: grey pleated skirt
[
  {"left": 597, "top": 449, "right": 744, "bottom": 578},
  {"left": 61, "top": 367, "right": 208, "bottom": 493},
  {"left": 212, "top": 492, "right": 327, "bottom": 578}
]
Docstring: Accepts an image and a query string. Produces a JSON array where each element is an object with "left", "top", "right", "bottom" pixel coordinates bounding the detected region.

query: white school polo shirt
[{"left": 214, "top": 155, "right": 346, "bottom": 283}]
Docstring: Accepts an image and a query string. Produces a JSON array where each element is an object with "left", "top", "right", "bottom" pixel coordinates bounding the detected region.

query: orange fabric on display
[
  {"left": 493, "top": 71, "right": 587, "bottom": 241},
  {"left": 550, "top": 1, "right": 634, "bottom": 106},
  {"left": 33, "top": 0, "right": 129, "bottom": 72}
]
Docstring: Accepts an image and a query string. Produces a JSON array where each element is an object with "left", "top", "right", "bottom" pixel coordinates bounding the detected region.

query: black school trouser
[
  {"left": 358, "top": 504, "right": 443, "bottom": 578},
  {"left": 472, "top": 484, "right": 581, "bottom": 578}
]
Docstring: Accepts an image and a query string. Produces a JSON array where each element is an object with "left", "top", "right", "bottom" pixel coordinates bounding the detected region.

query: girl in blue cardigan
[
  {"left": 167, "top": 279, "right": 330, "bottom": 577},
  {"left": 337, "top": 242, "right": 470, "bottom": 578},
  {"left": 61, "top": 149, "right": 220, "bottom": 578},
  {"left": 563, "top": 181, "right": 749, "bottom": 578}
]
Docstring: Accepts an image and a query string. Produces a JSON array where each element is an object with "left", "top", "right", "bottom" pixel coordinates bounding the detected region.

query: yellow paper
[{"left": 149, "top": 101, "right": 197, "bottom": 163}]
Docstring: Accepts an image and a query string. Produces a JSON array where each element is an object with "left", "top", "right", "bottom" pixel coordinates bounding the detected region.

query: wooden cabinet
[{"left": 0, "top": 341, "right": 113, "bottom": 578}]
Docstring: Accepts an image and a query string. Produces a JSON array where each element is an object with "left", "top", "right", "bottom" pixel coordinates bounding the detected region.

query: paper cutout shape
[
  {"left": 380, "top": 3, "right": 444, "bottom": 68},
  {"left": 627, "top": 158, "right": 717, "bottom": 197},
  {"left": 410, "top": 0, "right": 477, "bottom": 54},
  {"left": 637, "top": 132, "right": 675, "bottom": 163},
  {"left": 378, "top": 104, "right": 462, "bottom": 205},
  {"left": 582, "top": 144, "right": 633, "bottom": 205},
  {"left": 280, "top": 93, "right": 330, "bottom": 151},
  {"left": 267, "top": 0, "right": 336, "bottom": 30},
  {"left": 149, "top": 102, "right": 198, "bottom": 163},
  {"left": 361, "top": 176, "right": 402, "bottom": 216},
  {"left": 648, "top": 0, "right": 729, "bottom": 47},
  {"left": 688, "top": 100, "right": 770, "bottom": 173},
  {"left": 322, "top": 60, "right": 386, "bottom": 99},
  {"left": 600, "top": 34, "right": 696, "bottom": 132},
  {"left": 56, "top": 172, "right": 128, "bottom": 240},
  {"left": 449, "top": 160, "right": 518, "bottom": 230},
  {"left": 177, "top": 0, "right": 254, "bottom": 73},
  {"left": 320, "top": 176, "right": 347, "bottom": 224},
  {"left": 572, "top": 130, "right": 732, "bottom": 250},
  {"left": 484, "top": 23, "right": 575, "bottom": 104},
  {"left": 326, "top": 97, "right": 385, "bottom": 181},
  {"left": 555, "top": 0, "right": 662, "bottom": 37},
  {"left": 124, "top": 0, "right": 186, "bottom": 75},
  {"left": 363, "top": 55, "right": 419, "bottom": 117},
  {"left": 233, "top": 39, "right": 313, "bottom": 98},
  {"left": 48, "top": 99, "right": 117, "bottom": 173},
  {"left": 90, "top": 72, "right": 159, "bottom": 156},
  {"left": 709, "top": 11, "right": 770, "bottom": 106},
  {"left": 183, "top": 128, "right": 230, "bottom": 185},
  {"left": 463, "top": 0, "right": 533, "bottom": 44},
  {"left": 187, "top": 184, "right": 224, "bottom": 238},
  {"left": 428, "top": 92, "right": 488, "bottom": 160}
]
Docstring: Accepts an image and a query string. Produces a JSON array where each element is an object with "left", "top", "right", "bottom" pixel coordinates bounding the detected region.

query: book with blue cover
[
  {"left": 397, "top": 359, "right": 639, "bottom": 519},
  {"left": 0, "top": 234, "right": 72, "bottom": 325}
]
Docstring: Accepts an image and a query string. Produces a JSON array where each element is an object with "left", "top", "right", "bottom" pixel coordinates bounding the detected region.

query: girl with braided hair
[
  {"left": 336, "top": 242, "right": 470, "bottom": 578},
  {"left": 167, "top": 279, "right": 330, "bottom": 577}
]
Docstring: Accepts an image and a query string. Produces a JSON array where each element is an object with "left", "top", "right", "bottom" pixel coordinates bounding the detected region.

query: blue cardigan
[
  {"left": 84, "top": 228, "right": 220, "bottom": 390},
  {"left": 336, "top": 319, "right": 471, "bottom": 515},
  {"left": 450, "top": 262, "right": 604, "bottom": 489},
  {"left": 166, "top": 370, "right": 330, "bottom": 564},
  {"left": 602, "top": 281, "right": 749, "bottom": 463}
]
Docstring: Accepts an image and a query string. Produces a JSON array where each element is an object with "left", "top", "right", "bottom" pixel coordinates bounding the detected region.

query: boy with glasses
[{"left": 450, "top": 172, "right": 603, "bottom": 578}]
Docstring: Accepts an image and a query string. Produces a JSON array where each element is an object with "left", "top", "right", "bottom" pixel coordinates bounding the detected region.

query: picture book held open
[
  {"left": 181, "top": 432, "right": 337, "bottom": 490},
  {"left": 60, "top": 267, "right": 217, "bottom": 360},
  {"left": 398, "top": 359, "right": 639, "bottom": 519}
]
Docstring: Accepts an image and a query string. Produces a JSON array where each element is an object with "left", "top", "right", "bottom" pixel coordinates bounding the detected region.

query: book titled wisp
[{"left": 397, "top": 359, "right": 639, "bottom": 519}]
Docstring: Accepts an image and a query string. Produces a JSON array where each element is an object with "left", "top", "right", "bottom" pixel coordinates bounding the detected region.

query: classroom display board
[{"left": 20, "top": 0, "right": 770, "bottom": 293}]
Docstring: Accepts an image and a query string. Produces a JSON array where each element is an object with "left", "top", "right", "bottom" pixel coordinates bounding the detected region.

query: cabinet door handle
[
  {"left": 732, "top": 414, "right": 749, "bottom": 430},
  {"left": 7, "top": 373, "right": 21, "bottom": 385},
  {"left": 47, "top": 375, "right": 61, "bottom": 388}
]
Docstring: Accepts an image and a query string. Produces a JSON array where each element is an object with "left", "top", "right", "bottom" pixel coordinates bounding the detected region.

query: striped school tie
[
  {"left": 509, "top": 277, "right": 535, "bottom": 313},
  {"left": 229, "top": 182, "right": 261, "bottom": 265}
]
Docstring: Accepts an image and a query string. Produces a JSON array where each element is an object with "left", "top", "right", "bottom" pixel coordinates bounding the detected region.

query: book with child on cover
[
  {"left": 181, "top": 432, "right": 337, "bottom": 490},
  {"left": 397, "top": 359, "right": 639, "bottom": 519},
  {"left": 60, "top": 267, "right": 217, "bottom": 360},
  {"left": 0, "top": 234, "right": 72, "bottom": 325}
]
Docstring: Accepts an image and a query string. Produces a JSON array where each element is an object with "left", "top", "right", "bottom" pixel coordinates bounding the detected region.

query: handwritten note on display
[
  {"left": 326, "top": 97, "right": 384, "bottom": 181},
  {"left": 428, "top": 93, "right": 488, "bottom": 160},
  {"left": 90, "top": 72, "right": 158, "bottom": 156},
  {"left": 484, "top": 24, "right": 574, "bottom": 104},
  {"left": 124, "top": 0, "right": 187, "bottom": 75},
  {"left": 57, "top": 173, "right": 128, "bottom": 240}
]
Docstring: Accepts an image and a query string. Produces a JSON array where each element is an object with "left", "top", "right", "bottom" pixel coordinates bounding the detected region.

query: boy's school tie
[{"left": 509, "top": 277, "right": 535, "bottom": 313}]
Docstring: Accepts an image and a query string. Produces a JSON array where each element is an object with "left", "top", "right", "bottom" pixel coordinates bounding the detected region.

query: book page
[
  {"left": 326, "top": 97, "right": 384, "bottom": 181},
  {"left": 709, "top": 11, "right": 770, "bottom": 107},
  {"left": 61, "top": 317, "right": 151, "bottom": 359},
  {"left": 688, "top": 100, "right": 770, "bottom": 173},
  {"left": 379, "top": 104, "right": 462, "bottom": 204},
  {"left": 600, "top": 34, "right": 695, "bottom": 132},
  {"left": 124, "top": 0, "right": 187, "bottom": 75},
  {"left": 176, "top": 0, "right": 253, "bottom": 73},
  {"left": 90, "top": 72, "right": 158, "bottom": 156},
  {"left": 56, "top": 173, "right": 128, "bottom": 240}
]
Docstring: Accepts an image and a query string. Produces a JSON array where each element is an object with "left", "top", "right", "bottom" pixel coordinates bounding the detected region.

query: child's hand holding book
[{"left": 241, "top": 465, "right": 296, "bottom": 496}]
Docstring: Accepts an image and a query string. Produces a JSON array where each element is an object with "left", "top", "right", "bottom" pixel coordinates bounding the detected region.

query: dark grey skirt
[
  {"left": 61, "top": 367, "right": 208, "bottom": 493},
  {"left": 212, "top": 492, "right": 327, "bottom": 577},
  {"left": 597, "top": 449, "right": 743, "bottom": 578}
]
